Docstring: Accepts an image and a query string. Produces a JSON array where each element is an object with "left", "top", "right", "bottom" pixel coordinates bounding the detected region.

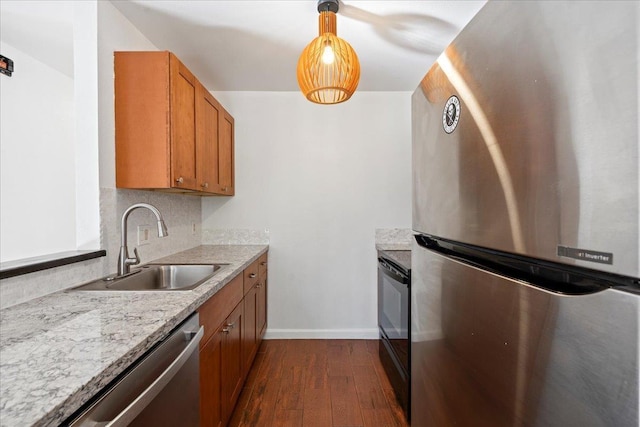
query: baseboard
[{"left": 264, "top": 328, "right": 379, "bottom": 340}]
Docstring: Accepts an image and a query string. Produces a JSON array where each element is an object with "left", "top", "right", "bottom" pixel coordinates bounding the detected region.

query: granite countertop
[
  {"left": 375, "top": 229, "right": 412, "bottom": 270},
  {"left": 375, "top": 242, "right": 412, "bottom": 251},
  {"left": 374, "top": 229, "right": 413, "bottom": 252},
  {"left": 0, "top": 244, "right": 267, "bottom": 427}
]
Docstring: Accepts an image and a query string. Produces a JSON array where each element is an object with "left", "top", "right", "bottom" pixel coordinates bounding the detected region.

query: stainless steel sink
[{"left": 72, "top": 264, "right": 224, "bottom": 291}]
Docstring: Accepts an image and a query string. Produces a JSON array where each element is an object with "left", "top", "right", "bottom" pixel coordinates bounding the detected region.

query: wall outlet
[{"left": 137, "top": 225, "right": 151, "bottom": 246}]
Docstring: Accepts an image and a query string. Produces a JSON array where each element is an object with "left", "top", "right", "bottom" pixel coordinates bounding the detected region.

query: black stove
[{"left": 377, "top": 250, "right": 411, "bottom": 421}]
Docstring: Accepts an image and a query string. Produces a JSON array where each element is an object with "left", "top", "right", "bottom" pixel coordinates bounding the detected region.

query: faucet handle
[
  {"left": 126, "top": 247, "right": 141, "bottom": 267},
  {"left": 132, "top": 247, "right": 141, "bottom": 264},
  {"left": 131, "top": 247, "right": 141, "bottom": 265}
]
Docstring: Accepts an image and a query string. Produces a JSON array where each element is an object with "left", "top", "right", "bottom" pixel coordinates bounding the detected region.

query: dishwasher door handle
[{"left": 106, "top": 325, "right": 204, "bottom": 427}]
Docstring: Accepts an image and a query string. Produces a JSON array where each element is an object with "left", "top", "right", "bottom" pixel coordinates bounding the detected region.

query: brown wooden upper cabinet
[{"left": 115, "top": 51, "right": 235, "bottom": 196}]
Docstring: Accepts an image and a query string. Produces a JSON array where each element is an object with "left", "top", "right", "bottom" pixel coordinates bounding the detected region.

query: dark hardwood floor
[{"left": 228, "top": 339, "right": 409, "bottom": 427}]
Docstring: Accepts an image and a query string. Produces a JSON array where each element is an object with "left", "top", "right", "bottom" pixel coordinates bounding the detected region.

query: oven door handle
[{"left": 378, "top": 258, "right": 410, "bottom": 285}]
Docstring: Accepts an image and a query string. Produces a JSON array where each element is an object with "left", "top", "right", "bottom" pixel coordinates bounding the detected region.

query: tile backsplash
[
  {"left": 202, "top": 229, "right": 270, "bottom": 245},
  {"left": 0, "top": 188, "right": 202, "bottom": 309},
  {"left": 0, "top": 257, "right": 105, "bottom": 310},
  {"left": 105, "top": 188, "right": 202, "bottom": 270}
]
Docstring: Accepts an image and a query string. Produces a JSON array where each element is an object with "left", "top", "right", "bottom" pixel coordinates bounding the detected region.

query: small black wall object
[{"left": 0, "top": 55, "right": 14, "bottom": 77}]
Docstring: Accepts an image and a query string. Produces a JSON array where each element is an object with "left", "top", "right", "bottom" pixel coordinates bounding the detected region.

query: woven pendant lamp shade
[{"left": 297, "top": 10, "right": 360, "bottom": 104}]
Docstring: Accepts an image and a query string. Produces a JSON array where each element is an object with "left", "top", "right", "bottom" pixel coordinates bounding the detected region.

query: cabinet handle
[
  {"left": 222, "top": 327, "right": 230, "bottom": 334},
  {"left": 226, "top": 322, "right": 235, "bottom": 329},
  {"left": 249, "top": 273, "right": 256, "bottom": 278},
  {"left": 260, "top": 262, "right": 267, "bottom": 266},
  {"left": 176, "top": 177, "right": 184, "bottom": 184},
  {"left": 256, "top": 283, "right": 262, "bottom": 288},
  {"left": 201, "top": 182, "right": 209, "bottom": 189}
]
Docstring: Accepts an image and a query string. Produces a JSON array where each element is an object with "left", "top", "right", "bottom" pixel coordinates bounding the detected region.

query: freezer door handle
[
  {"left": 414, "top": 234, "right": 623, "bottom": 295},
  {"left": 105, "top": 325, "right": 204, "bottom": 427}
]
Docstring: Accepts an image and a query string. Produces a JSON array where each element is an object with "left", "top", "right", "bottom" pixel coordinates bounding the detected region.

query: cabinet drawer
[
  {"left": 243, "top": 259, "right": 260, "bottom": 294},
  {"left": 198, "top": 274, "right": 243, "bottom": 347},
  {"left": 258, "top": 253, "right": 268, "bottom": 277}
]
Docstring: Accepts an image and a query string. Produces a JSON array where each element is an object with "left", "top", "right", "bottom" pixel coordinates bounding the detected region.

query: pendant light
[{"left": 297, "top": 0, "right": 360, "bottom": 104}]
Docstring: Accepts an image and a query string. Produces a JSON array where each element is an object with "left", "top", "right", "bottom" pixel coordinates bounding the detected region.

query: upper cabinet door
[
  {"left": 115, "top": 51, "right": 172, "bottom": 189},
  {"left": 169, "top": 54, "right": 198, "bottom": 191},
  {"left": 115, "top": 50, "right": 235, "bottom": 196},
  {"left": 196, "top": 83, "right": 220, "bottom": 194},
  {"left": 219, "top": 109, "right": 235, "bottom": 196}
]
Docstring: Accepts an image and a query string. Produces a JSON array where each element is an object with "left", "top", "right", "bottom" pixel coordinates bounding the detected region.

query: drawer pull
[
  {"left": 175, "top": 176, "right": 184, "bottom": 184},
  {"left": 260, "top": 262, "right": 267, "bottom": 266},
  {"left": 249, "top": 273, "right": 257, "bottom": 278}
]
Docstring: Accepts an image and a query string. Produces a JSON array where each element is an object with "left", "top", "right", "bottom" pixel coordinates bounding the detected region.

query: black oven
[{"left": 378, "top": 253, "right": 410, "bottom": 420}]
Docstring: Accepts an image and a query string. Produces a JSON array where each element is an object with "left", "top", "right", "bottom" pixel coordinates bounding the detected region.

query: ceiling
[
  {"left": 111, "top": 0, "right": 486, "bottom": 92},
  {"left": 0, "top": 1, "right": 75, "bottom": 78}
]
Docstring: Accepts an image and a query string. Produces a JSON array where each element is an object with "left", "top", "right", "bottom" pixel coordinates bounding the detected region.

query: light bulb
[{"left": 322, "top": 45, "right": 335, "bottom": 64}]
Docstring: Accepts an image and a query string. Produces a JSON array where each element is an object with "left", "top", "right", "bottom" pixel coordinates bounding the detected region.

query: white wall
[
  {"left": 0, "top": 0, "right": 201, "bottom": 309},
  {"left": 0, "top": 41, "right": 76, "bottom": 262},
  {"left": 74, "top": 1, "right": 101, "bottom": 251},
  {"left": 0, "top": 1, "right": 104, "bottom": 261},
  {"left": 203, "top": 91, "right": 412, "bottom": 338}
]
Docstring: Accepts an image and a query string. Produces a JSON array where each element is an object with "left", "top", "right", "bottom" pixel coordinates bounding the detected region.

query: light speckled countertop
[
  {"left": 374, "top": 228, "right": 413, "bottom": 251},
  {"left": 0, "top": 245, "right": 267, "bottom": 427}
]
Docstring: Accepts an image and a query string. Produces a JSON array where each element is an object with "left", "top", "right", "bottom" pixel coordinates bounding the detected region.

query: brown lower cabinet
[
  {"left": 199, "top": 252, "right": 268, "bottom": 426},
  {"left": 242, "top": 285, "right": 258, "bottom": 377},
  {"left": 221, "top": 302, "right": 243, "bottom": 422},
  {"left": 257, "top": 278, "right": 267, "bottom": 339},
  {"left": 200, "top": 327, "right": 223, "bottom": 427}
]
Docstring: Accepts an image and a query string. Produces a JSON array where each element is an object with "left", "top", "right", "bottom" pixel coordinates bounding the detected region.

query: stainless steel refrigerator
[{"left": 411, "top": 1, "right": 640, "bottom": 426}]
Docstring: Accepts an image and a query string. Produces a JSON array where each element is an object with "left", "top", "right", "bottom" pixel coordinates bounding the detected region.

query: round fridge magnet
[{"left": 443, "top": 95, "right": 460, "bottom": 134}]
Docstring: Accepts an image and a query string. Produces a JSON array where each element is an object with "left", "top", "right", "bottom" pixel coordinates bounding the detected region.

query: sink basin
[{"left": 72, "top": 264, "right": 224, "bottom": 291}]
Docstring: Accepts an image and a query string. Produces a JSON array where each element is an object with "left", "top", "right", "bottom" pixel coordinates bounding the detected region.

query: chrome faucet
[{"left": 117, "top": 203, "right": 169, "bottom": 277}]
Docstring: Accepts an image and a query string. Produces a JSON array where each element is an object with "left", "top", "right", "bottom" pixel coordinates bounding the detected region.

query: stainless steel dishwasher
[{"left": 65, "top": 313, "right": 203, "bottom": 427}]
